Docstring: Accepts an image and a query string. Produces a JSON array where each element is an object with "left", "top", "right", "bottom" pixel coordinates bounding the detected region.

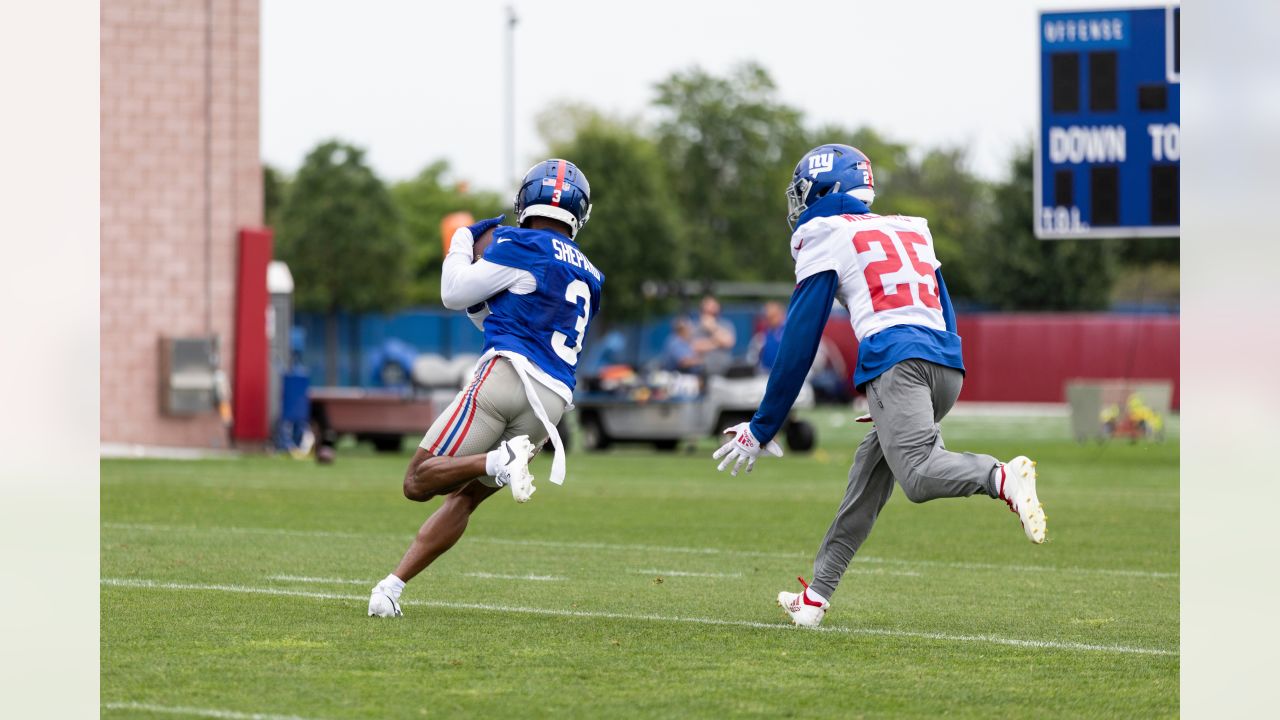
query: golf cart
[{"left": 574, "top": 369, "right": 817, "bottom": 452}]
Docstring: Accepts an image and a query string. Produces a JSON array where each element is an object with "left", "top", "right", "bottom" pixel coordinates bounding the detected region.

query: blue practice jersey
[{"left": 480, "top": 226, "right": 604, "bottom": 393}]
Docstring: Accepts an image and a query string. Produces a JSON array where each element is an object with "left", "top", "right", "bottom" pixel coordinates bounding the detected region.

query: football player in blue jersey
[
  {"left": 369, "top": 159, "right": 603, "bottom": 618},
  {"left": 711, "top": 144, "right": 1048, "bottom": 628}
]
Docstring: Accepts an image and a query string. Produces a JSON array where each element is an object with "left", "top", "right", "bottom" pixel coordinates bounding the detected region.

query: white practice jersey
[{"left": 791, "top": 212, "right": 946, "bottom": 342}]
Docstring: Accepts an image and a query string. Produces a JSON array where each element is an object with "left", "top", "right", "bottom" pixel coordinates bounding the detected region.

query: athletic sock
[
  {"left": 803, "top": 587, "right": 828, "bottom": 607},
  {"left": 989, "top": 464, "right": 1005, "bottom": 499},
  {"left": 485, "top": 448, "right": 506, "bottom": 477},
  {"left": 380, "top": 573, "right": 405, "bottom": 600}
]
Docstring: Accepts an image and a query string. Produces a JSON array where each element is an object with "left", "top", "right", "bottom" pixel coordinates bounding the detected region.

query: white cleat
[
  {"left": 368, "top": 585, "right": 402, "bottom": 618},
  {"left": 494, "top": 435, "right": 537, "bottom": 503},
  {"left": 777, "top": 577, "right": 829, "bottom": 628},
  {"left": 997, "top": 456, "right": 1047, "bottom": 544}
]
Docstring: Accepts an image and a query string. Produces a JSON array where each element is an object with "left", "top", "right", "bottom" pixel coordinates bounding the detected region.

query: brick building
[{"left": 101, "top": 0, "right": 262, "bottom": 448}]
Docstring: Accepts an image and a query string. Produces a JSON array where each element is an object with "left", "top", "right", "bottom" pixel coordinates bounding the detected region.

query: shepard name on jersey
[
  {"left": 480, "top": 225, "right": 605, "bottom": 399},
  {"left": 550, "top": 237, "right": 603, "bottom": 282}
]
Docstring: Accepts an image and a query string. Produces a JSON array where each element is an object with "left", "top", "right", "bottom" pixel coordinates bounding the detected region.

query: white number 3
[{"left": 551, "top": 279, "right": 591, "bottom": 365}]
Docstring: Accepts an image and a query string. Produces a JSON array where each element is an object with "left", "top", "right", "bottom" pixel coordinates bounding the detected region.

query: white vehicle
[{"left": 574, "top": 372, "right": 817, "bottom": 452}]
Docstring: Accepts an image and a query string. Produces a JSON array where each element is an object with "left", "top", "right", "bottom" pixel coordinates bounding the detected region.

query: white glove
[{"left": 713, "top": 422, "right": 783, "bottom": 476}]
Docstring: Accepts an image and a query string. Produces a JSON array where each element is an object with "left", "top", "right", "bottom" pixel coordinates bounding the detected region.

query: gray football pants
[
  {"left": 810, "top": 359, "right": 1001, "bottom": 600},
  {"left": 418, "top": 357, "right": 566, "bottom": 488}
]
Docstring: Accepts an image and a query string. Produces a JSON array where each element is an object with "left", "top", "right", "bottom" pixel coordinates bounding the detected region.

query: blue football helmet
[
  {"left": 785, "top": 144, "right": 876, "bottom": 229},
  {"left": 514, "top": 159, "right": 592, "bottom": 238}
]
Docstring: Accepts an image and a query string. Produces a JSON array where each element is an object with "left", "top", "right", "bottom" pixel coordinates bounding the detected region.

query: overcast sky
[{"left": 261, "top": 0, "right": 1170, "bottom": 193}]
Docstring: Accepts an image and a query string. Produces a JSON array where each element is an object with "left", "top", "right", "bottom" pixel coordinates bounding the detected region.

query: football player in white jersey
[{"left": 712, "top": 144, "right": 1047, "bottom": 628}]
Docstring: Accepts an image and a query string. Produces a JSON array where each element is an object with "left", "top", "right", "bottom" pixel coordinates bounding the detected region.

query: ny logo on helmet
[{"left": 807, "top": 153, "right": 834, "bottom": 177}]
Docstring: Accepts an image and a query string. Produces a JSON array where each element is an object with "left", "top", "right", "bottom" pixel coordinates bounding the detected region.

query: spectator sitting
[
  {"left": 691, "top": 295, "right": 736, "bottom": 375},
  {"left": 747, "top": 301, "right": 786, "bottom": 372},
  {"left": 661, "top": 317, "right": 703, "bottom": 373}
]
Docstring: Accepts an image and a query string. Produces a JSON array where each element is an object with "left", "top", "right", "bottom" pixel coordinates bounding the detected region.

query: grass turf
[{"left": 102, "top": 410, "right": 1179, "bottom": 718}]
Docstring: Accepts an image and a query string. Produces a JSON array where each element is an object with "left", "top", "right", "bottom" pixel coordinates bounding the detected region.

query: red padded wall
[{"left": 822, "top": 313, "right": 1180, "bottom": 408}]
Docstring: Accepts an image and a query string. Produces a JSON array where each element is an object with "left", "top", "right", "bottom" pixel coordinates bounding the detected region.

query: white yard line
[
  {"left": 100, "top": 578, "right": 1177, "bottom": 657},
  {"left": 276, "top": 571, "right": 713, "bottom": 583},
  {"left": 630, "top": 569, "right": 744, "bottom": 578},
  {"left": 106, "top": 521, "right": 372, "bottom": 540},
  {"left": 279, "top": 569, "right": 904, "bottom": 584},
  {"left": 471, "top": 535, "right": 807, "bottom": 559},
  {"left": 268, "top": 573, "right": 564, "bottom": 584},
  {"left": 268, "top": 575, "right": 370, "bottom": 585},
  {"left": 464, "top": 572, "right": 565, "bottom": 581},
  {"left": 104, "top": 521, "right": 1177, "bottom": 579},
  {"left": 628, "top": 568, "right": 921, "bottom": 578},
  {"left": 102, "top": 701, "right": 320, "bottom": 720},
  {"left": 842, "top": 566, "right": 924, "bottom": 577},
  {"left": 853, "top": 556, "right": 1175, "bottom": 579}
]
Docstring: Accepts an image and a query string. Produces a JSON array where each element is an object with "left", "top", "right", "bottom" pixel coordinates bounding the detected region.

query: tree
[
  {"left": 276, "top": 140, "right": 408, "bottom": 382},
  {"left": 884, "top": 147, "right": 992, "bottom": 300},
  {"left": 1110, "top": 233, "right": 1178, "bottom": 309},
  {"left": 653, "top": 63, "right": 809, "bottom": 282},
  {"left": 539, "top": 106, "right": 686, "bottom": 324},
  {"left": 390, "top": 161, "right": 505, "bottom": 306},
  {"left": 263, "top": 163, "right": 287, "bottom": 230},
  {"left": 978, "top": 148, "right": 1118, "bottom": 310}
]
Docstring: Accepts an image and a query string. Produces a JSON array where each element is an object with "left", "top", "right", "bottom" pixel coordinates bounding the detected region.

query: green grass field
[{"left": 102, "top": 410, "right": 1179, "bottom": 718}]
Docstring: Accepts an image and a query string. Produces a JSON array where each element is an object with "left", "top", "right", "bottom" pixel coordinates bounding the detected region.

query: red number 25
[{"left": 852, "top": 229, "right": 941, "bottom": 312}]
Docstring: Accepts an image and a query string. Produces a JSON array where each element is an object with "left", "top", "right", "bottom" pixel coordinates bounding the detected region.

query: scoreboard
[{"left": 1036, "top": 5, "right": 1180, "bottom": 239}]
